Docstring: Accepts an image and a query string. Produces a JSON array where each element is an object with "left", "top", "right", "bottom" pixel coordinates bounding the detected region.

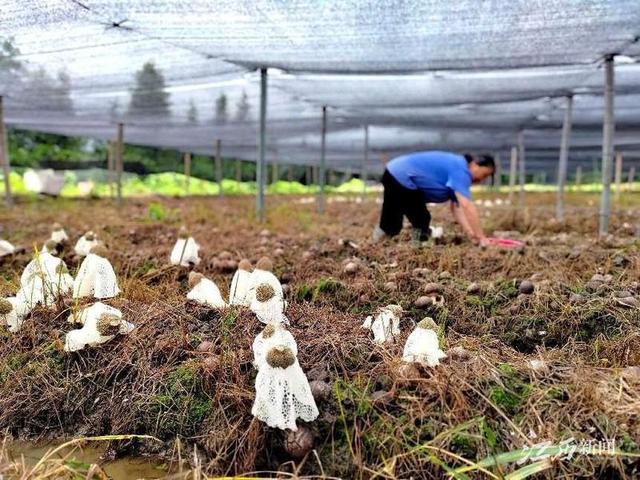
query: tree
[
  {"left": 215, "top": 93, "right": 228, "bottom": 124},
  {"left": 235, "top": 90, "right": 250, "bottom": 122},
  {"left": 128, "top": 61, "right": 170, "bottom": 118},
  {"left": 186, "top": 99, "right": 199, "bottom": 124},
  {"left": 21, "top": 67, "right": 74, "bottom": 113}
]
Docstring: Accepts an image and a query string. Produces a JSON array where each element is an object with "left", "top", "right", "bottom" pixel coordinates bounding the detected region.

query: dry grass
[{"left": 0, "top": 192, "right": 639, "bottom": 479}]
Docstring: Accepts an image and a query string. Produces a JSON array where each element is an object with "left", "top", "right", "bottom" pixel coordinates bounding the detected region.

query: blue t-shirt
[{"left": 386, "top": 151, "right": 472, "bottom": 203}]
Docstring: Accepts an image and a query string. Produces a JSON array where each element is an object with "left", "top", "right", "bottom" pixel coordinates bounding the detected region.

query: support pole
[
  {"left": 116, "top": 123, "right": 124, "bottom": 206},
  {"left": 0, "top": 96, "right": 13, "bottom": 206},
  {"left": 494, "top": 153, "right": 502, "bottom": 189},
  {"left": 215, "top": 139, "right": 223, "bottom": 198},
  {"left": 508, "top": 146, "right": 517, "bottom": 203},
  {"left": 517, "top": 130, "right": 525, "bottom": 208},
  {"left": 184, "top": 152, "right": 191, "bottom": 195},
  {"left": 628, "top": 167, "right": 635, "bottom": 192},
  {"left": 235, "top": 159, "right": 241, "bottom": 182},
  {"left": 614, "top": 152, "right": 622, "bottom": 203},
  {"left": 272, "top": 159, "right": 278, "bottom": 184},
  {"left": 362, "top": 125, "right": 369, "bottom": 199},
  {"left": 256, "top": 67, "right": 268, "bottom": 222},
  {"left": 107, "top": 140, "right": 114, "bottom": 198},
  {"left": 287, "top": 164, "right": 293, "bottom": 182},
  {"left": 599, "top": 55, "right": 615, "bottom": 236},
  {"left": 555, "top": 95, "right": 573, "bottom": 220},
  {"left": 575, "top": 165, "right": 582, "bottom": 189},
  {"left": 318, "top": 105, "right": 327, "bottom": 214}
]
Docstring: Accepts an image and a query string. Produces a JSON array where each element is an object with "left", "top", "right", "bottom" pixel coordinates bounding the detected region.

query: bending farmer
[{"left": 373, "top": 151, "right": 495, "bottom": 245}]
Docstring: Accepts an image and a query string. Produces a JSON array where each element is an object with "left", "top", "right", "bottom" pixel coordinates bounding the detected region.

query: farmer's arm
[
  {"left": 453, "top": 193, "right": 487, "bottom": 244},
  {"left": 449, "top": 201, "right": 475, "bottom": 240}
]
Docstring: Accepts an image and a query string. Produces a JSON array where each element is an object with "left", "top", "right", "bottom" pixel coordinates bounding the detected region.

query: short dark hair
[
  {"left": 464, "top": 153, "right": 496, "bottom": 171},
  {"left": 464, "top": 153, "right": 496, "bottom": 185}
]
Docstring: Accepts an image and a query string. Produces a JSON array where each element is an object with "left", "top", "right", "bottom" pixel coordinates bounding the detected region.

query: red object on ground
[{"left": 486, "top": 237, "right": 526, "bottom": 248}]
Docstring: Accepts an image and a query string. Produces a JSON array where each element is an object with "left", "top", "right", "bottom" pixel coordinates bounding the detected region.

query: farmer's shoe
[
  {"left": 411, "top": 228, "right": 432, "bottom": 247},
  {"left": 372, "top": 225, "right": 388, "bottom": 242}
]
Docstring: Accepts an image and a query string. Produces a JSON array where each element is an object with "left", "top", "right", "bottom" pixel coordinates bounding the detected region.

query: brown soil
[{"left": 0, "top": 192, "right": 639, "bottom": 478}]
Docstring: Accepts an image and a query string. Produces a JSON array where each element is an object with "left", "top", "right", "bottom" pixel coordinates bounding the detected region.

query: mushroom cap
[
  {"left": 89, "top": 244, "right": 109, "bottom": 258},
  {"left": 284, "top": 426, "right": 314, "bottom": 459},
  {"left": 188, "top": 272, "right": 205, "bottom": 289},
  {"left": 238, "top": 259, "right": 253, "bottom": 272},
  {"left": 255, "top": 283, "right": 276, "bottom": 302},
  {"left": 0, "top": 298, "right": 14, "bottom": 315},
  {"left": 262, "top": 324, "right": 276, "bottom": 338},
  {"left": 256, "top": 256, "right": 273, "bottom": 271},
  {"left": 96, "top": 313, "right": 121, "bottom": 336},
  {"left": 178, "top": 226, "right": 189, "bottom": 239},
  {"left": 218, "top": 250, "right": 233, "bottom": 261},
  {"left": 52, "top": 222, "right": 63, "bottom": 231},
  {"left": 266, "top": 345, "right": 296, "bottom": 369},
  {"left": 84, "top": 231, "right": 96, "bottom": 241},
  {"left": 385, "top": 304, "right": 403, "bottom": 317},
  {"left": 417, "top": 317, "right": 438, "bottom": 331}
]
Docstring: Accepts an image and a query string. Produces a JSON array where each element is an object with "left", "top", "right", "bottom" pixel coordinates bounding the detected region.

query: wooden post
[
  {"left": 555, "top": 95, "right": 573, "bottom": 220},
  {"left": 215, "top": 139, "right": 223, "bottom": 197},
  {"left": 184, "top": 152, "right": 191, "bottom": 194},
  {"left": 235, "top": 159, "right": 241, "bottom": 182},
  {"left": 614, "top": 152, "right": 622, "bottom": 203},
  {"left": 116, "top": 123, "right": 124, "bottom": 205},
  {"left": 0, "top": 96, "right": 13, "bottom": 206},
  {"left": 287, "top": 164, "right": 293, "bottom": 182},
  {"left": 494, "top": 153, "right": 502, "bottom": 189},
  {"left": 256, "top": 67, "right": 268, "bottom": 222},
  {"left": 107, "top": 140, "right": 114, "bottom": 198},
  {"left": 628, "top": 167, "right": 635, "bottom": 192},
  {"left": 362, "top": 125, "right": 369, "bottom": 199},
  {"left": 575, "top": 165, "right": 582, "bottom": 189},
  {"left": 517, "top": 130, "right": 525, "bottom": 208},
  {"left": 272, "top": 160, "right": 278, "bottom": 184},
  {"left": 318, "top": 105, "right": 327, "bottom": 213},
  {"left": 508, "top": 146, "right": 517, "bottom": 203}
]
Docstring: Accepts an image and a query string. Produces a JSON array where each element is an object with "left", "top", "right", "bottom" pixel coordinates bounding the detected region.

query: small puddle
[{"left": 6, "top": 440, "right": 170, "bottom": 479}]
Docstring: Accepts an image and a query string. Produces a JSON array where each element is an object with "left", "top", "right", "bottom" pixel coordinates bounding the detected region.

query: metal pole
[
  {"left": 235, "top": 159, "right": 241, "bottom": 182},
  {"left": 106, "top": 140, "right": 114, "bottom": 198},
  {"left": 184, "top": 152, "right": 191, "bottom": 194},
  {"left": 614, "top": 152, "right": 622, "bottom": 203},
  {"left": 517, "top": 130, "right": 525, "bottom": 208},
  {"left": 318, "top": 105, "right": 327, "bottom": 214},
  {"left": 287, "top": 164, "right": 293, "bottom": 182},
  {"left": 0, "top": 96, "right": 13, "bottom": 206},
  {"left": 555, "top": 95, "right": 573, "bottom": 220},
  {"left": 628, "top": 166, "right": 635, "bottom": 192},
  {"left": 362, "top": 125, "right": 369, "bottom": 198},
  {"left": 599, "top": 55, "right": 615, "bottom": 236},
  {"left": 494, "top": 152, "right": 502, "bottom": 189},
  {"left": 215, "top": 139, "right": 223, "bottom": 197},
  {"left": 508, "top": 146, "right": 517, "bottom": 203},
  {"left": 256, "top": 67, "right": 268, "bottom": 222},
  {"left": 575, "top": 165, "right": 582, "bottom": 189},
  {"left": 116, "top": 122, "right": 124, "bottom": 206}
]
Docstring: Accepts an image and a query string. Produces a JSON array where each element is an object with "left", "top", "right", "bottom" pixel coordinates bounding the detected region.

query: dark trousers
[{"left": 379, "top": 170, "right": 431, "bottom": 239}]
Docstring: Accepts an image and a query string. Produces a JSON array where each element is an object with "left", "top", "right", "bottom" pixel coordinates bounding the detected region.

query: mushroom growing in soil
[
  {"left": 518, "top": 280, "right": 535, "bottom": 295},
  {"left": 186, "top": 272, "right": 227, "bottom": 309},
  {"left": 50, "top": 223, "right": 69, "bottom": 246},
  {"left": 64, "top": 302, "right": 134, "bottom": 352},
  {"left": 414, "top": 295, "right": 445, "bottom": 309},
  {"left": 170, "top": 227, "right": 200, "bottom": 267},
  {"left": 73, "top": 245, "right": 120, "bottom": 300},
  {"left": 247, "top": 257, "right": 285, "bottom": 306},
  {"left": 0, "top": 297, "right": 30, "bottom": 333},
  {"left": 362, "top": 304, "right": 403, "bottom": 344},
  {"left": 251, "top": 326, "right": 318, "bottom": 431},
  {"left": 74, "top": 231, "right": 99, "bottom": 257},
  {"left": 229, "top": 259, "right": 254, "bottom": 306},
  {"left": 402, "top": 317, "right": 446, "bottom": 367},
  {"left": 20, "top": 251, "right": 74, "bottom": 307},
  {"left": 249, "top": 282, "right": 288, "bottom": 325},
  {"left": 0, "top": 239, "right": 16, "bottom": 257},
  {"left": 214, "top": 250, "right": 238, "bottom": 272}
]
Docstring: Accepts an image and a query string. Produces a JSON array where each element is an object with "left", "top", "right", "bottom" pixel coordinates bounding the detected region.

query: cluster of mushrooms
[{"left": 0, "top": 225, "right": 134, "bottom": 351}]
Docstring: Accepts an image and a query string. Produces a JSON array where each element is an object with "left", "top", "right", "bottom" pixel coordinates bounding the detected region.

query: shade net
[{"left": 1, "top": 0, "right": 640, "bottom": 176}]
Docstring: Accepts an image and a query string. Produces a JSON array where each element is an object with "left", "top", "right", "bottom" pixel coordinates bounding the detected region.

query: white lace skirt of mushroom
[
  {"left": 73, "top": 246, "right": 120, "bottom": 299},
  {"left": 402, "top": 317, "right": 446, "bottom": 367},
  {"left": 0, "top": 297, "right": 30, "bottom": 333},
  {"left": 170, "top": 236, "right": 200, "bottom": 267},
  {"left": 229, "top": 259, "right": 254, "bottom": 306},
  {"left": 64, "top": 302, "right": 134, "bottom": 352},
  {"left": 74, "top": 231, "right": 99, "bottom": 257},
  {"left": 251, "top": 327, "right": 318, "bottom": 431},
  {"left": 19, "top": 251, "right": 74, "bottom": 307},
  {"left": 362, "top": 304, "right": 403, "bottom": 344},
  {"left": 249, "top": 282, "right": 288, "bottom": 325},
  {"left": 0, "top": 239, "right": 16, "bottom": 257},
  {"left": 186, "top": 272, "right": 226, "bottom": 308}
]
